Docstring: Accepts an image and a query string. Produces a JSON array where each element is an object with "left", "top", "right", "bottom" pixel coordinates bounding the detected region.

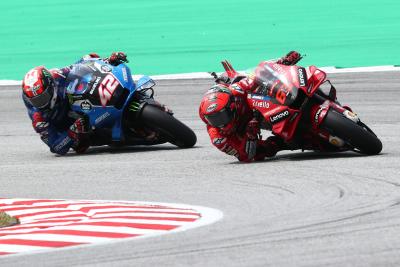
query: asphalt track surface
[{"left": 0, "top": 71, "right": 399, "bottom": 266}]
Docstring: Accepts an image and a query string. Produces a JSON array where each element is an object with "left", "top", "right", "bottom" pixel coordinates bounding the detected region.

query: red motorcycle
[{"left": 214, "top": 60, "right": 382, "bottom": 155}]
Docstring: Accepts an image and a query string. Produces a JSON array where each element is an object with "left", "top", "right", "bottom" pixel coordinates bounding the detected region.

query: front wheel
[
  {"left": 140, "top": 104, "right": 197, "bottom": 148},
  {"left": 321, "top": 110, "right": 382, "bottom": 155}
]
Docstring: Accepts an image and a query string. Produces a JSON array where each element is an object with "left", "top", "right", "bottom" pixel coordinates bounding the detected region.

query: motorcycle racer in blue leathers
[{"left": 22, "top": 52, "right": 128, "bottom": 155}]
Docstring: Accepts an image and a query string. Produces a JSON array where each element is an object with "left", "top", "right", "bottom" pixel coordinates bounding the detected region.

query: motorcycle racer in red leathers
[
  {"left": 22, "top": 52, "right": 128, "bottom": 155},
  {"left": 199, "top": 51, "right": 302, "bottom": 162}
]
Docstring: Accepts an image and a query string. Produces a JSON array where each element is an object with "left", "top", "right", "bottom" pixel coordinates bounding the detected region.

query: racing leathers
[
  {"left": 23, "top": 66, "right": 78, "bottom": 155},
  {"left": 22, "top": 52, "right": 127, "bottom": 155},
  {"left": 200, "top": 84, "right": 285, "bottom": 162},
  {"left": 199, "top": 51, "right": 302, "bottom": 162}
]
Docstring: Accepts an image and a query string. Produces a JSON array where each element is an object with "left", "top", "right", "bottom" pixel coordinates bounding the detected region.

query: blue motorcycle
[{"left": 65, "top": 59, "right": 196, "bottom": 148}]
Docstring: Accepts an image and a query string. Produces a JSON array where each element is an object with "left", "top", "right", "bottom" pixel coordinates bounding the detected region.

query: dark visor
[
  {"left": 204, "top": 108, "right": 233, "bottom": 128},
  {"left": 29, "top": 88, "right": 53, "bottom": 109}
]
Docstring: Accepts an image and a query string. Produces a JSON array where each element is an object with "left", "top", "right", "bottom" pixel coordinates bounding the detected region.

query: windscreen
[{"left": 246, "top": 62, "right": 299, "bottom": 106}]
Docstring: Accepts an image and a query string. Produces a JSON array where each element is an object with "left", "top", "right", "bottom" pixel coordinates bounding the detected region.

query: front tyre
[
  {"left": 321, "top": 110, "right": 382, "bottom": 155},
  {"left": 140, "top": 104, "right": 197, "bottom": 148}
]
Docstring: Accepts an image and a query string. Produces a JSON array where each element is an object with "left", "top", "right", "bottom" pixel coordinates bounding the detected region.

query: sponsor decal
[
  {"left": 54, "top": 136, "right": 71, "bottom": 151},
  {"left": 101, "top": 65, "right": 112, "bottom": 73},
  {"left": 95, "top": 112, "right": 110, "bottom": 124},
  {"left": 272, "top": 63, "right": 283, "bottom": 73},
  {"left": 343, "top": 110, "right": 359, "bottom": 123},
  {"left": 89, "top": 76, "right": 101, "bottom": 94},
  {"left": 206, "top": 103, "right": 218, "bottom": 113},
  {"left": 212, "top": 137, "right": 227, "bottom": 145},
  {"left": 67, "top": 79, "right": 79, "bottom": 93},
  {"left": 206, "top": 85, "right": 230, "bottom": 94},
  {"left": 251, "top": 100, "right": 270, "bottom": 109},
  {"left": 208, "top": 94, "right": 218, "bottom": 101},
  {"left": 231, "top": 84, "right": 244, "bottom": 93},
  {"left": 30, "top": 85, "right": 41, "bottom": 95},
  {"left": 121, "top": 67, "right": 128, "bottom": 82},
  {"left": 314, "top": 107, "right": 324, "bottom": 124},
  {"left": 34, "top": 121, "right": 49, "bottom": 131},
  {"left": 40, "top": 132, "right": 49, "bottom": 144},
  {"left": 270, "top": 110, "right": 290, "bottom": 124},
  {"left": 87, "top": 63, "right": 97, "bottom": 72},
  {"left": 24, "top": 69, "right": 39, "bottom": 87},
  {"left": 298, "top": 67, "right": 307, "bottom": 87},
  {"left": 289, "top": 112, "right": 299, "bottom": 122},
  {"left": 249, "top": 94, "right": 270, "bottom": 101},
  {"left": 80, "top": 100, "right": 92, "bottom": 111},
  {"left": 222, "top": 144, "right": 238, "bottom": 157},
  {"left": 329, "top": 135, "right": 345, "bottom": 147},
  {"left": 99, "top": 74, "right": 119, "bottom": 106}
]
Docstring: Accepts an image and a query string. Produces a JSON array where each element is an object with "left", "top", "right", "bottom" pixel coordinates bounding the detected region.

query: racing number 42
[{"left": 99, "top": 74, "right": 119, "bottom": 107}]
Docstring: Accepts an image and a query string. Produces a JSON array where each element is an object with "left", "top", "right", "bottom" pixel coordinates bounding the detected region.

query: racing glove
[
  {"left": 108, "top": 52, "right": 129, "bottom": 66},
  {"left": 68, "top": 117, "right": 89, "bottom": 141},
  {"left": 88, "top": 53, "right": 100, "bottom": 58},
  {"left": 277, "top": 51, "right": 302, "bottom": 66}
]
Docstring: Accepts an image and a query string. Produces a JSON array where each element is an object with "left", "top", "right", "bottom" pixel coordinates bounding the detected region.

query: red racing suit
[
  {"left": 200, "top": 78, "right": 283, "bottom": 162},
  {"left": 200, "top": 52, "right": 302, "bottom": 161}
]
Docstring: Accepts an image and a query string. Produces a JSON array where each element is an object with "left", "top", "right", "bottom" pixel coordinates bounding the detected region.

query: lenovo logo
[{"left": 270, "top": 110, "right": 289, "bottom": 123}]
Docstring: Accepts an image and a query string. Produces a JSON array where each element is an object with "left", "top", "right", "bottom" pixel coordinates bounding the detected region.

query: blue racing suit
[
  {"left": 22, "top": 66, "right": 77, "bottom": 155},
  {"left": 23, "top": 53, "right": 126, "bottom": 155}
]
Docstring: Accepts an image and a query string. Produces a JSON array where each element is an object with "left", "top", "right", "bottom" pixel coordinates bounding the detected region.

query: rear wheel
[
  {"left": 140, "top": 104, "right": 197, "bottom": 148},
  {"left": 321, "top": 110, "right": 382, "bottom": 155}
]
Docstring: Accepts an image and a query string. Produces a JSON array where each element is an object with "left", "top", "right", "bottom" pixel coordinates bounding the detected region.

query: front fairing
[
  {"left": 66, "top": 60, "right": 137, "bottom": 141},
  {"left": 246, "top": 62, "right": 301, "bottom": 106}
]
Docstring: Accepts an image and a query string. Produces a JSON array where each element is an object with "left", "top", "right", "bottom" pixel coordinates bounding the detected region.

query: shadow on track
[
  {"left": 63, "top": 144, "right": 199, "bottom": 157},
  {"left": 229, "top": 150, "right": 381, "bottom": 164}
]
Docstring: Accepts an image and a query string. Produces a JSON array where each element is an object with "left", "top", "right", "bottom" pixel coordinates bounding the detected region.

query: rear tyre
[
  {"left": 140, "top": 104, "right": 197, "bottom": 148},
  {"left": 321, "top": 110, "right": 382, "bottom": 155}
]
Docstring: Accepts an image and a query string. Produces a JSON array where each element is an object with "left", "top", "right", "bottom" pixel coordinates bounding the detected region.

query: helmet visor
[
  {"left": 29, "top": 87, "right": 54, "bottom": 109},
  {"left": 204, "top": 107, "right": 233, "bottom": 128}
]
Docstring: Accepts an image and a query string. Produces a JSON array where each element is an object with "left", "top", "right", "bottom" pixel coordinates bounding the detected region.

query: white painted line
[
  {"left": 0, "top": 234, "right": 111, "bottom": 243},
  {"left": 70, "top": 218, "right": 193, "bottom": 226},
  {"left": 0, "top": 80, "right": 21, "bottom": 86},
  {"left": 2, "top": 65, "right": 399, "bottom": 86},
  {"left": 18, "top": 212, "right": 86, "bottom": 221},
  {"left": 6, "top": 208, "right": 84, "bottom": 216},
  {"left": 320, "top": 65, "right": 400, "bottom": 73},
  {"left": 0, "top": 244, "right": 46, "bottom": 253},
  {"left": 47, "top": 225, "right": 167, "bottom": 235},
  {"left": 91, "top": 212, "right": 200, "bottom": 218}
]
